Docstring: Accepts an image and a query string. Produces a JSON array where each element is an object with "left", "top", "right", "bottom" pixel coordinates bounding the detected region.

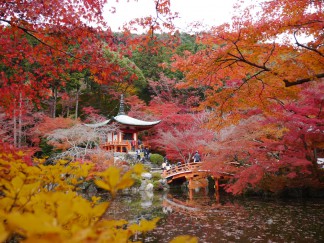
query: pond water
[{"left": 103, "top": 188, "right": 324, "bottom": 243}]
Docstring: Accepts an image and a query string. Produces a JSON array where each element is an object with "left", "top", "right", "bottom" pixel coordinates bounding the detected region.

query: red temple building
[{"left": 85, "top": 95, "right": 160, "bottom": 152}]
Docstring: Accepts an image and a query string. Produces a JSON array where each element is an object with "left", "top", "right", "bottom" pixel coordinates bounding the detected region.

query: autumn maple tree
[
  {"left": 0, "top": 0, "right": 183, "bottom": 149},
  {"left": 170, "top": 0, "right": 323, "bottom": 194},
  {"left": 173, "top": 0, "right": 323, "bottom": 123}
]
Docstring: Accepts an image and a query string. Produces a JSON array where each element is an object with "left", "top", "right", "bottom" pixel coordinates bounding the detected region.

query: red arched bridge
[
  {"left": 162, "top": 162, "right": 208, "bottom": 183},
  {"left": 162, "top": 162, "right": 233, "bottom": 192}
]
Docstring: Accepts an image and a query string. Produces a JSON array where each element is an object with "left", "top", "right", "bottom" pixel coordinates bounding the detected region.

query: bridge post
[
  {"left": 215, "top": 190, "right": 220, "bottom": 203},
  {"left": 188, "top": 177, "right": 193, "bottom": 200},
  {"left": 189, "top": 188, "right": 193, "bottom": 200},
  {"left": 215, "top": 178, "right": 220, "bottom": 203},
  {"left": 215, "top": 178, "right": 219, "bottom": 192}
]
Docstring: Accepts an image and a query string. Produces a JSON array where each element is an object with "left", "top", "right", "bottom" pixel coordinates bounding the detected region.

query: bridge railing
[{"left": 162, "top": 162, "right": 203, "bottom": 178}]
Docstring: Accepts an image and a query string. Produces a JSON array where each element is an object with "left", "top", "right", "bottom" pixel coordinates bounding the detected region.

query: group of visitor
[
  {"left": 136, "top": 146, "right": 150, "bottom": 162},
  {"left": 161, "top": 157, "right": 171, "bottom": 170},
  {"left": 131, "top": 139, "right": 143, "bottom": 151},
  {"left": 161, "top": 151, "right": 201, "bottom": 171}
]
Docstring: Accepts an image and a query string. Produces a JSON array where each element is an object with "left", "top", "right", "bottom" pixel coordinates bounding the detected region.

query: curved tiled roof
[
  {"left": 84, "top": 115, "right": 160, "bottom": 128},
  {"left": 84, "top": 119, "right": 110, "bottom": 128},
  {"left": 113, "top": 114, "right": 160, "bottom": 126}
]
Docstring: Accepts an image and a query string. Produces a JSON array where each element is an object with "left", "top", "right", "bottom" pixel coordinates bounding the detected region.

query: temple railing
[
  {"left": 102, "top": 140, "right": 131, "bottom": 152},
  {"left": 101, "top": 140, "right": 150, "bottom": 152}
]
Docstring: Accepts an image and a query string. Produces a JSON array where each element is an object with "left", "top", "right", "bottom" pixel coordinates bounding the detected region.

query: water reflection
[{"left": 104, "top": 189, "right": 324, "bottom": 243}]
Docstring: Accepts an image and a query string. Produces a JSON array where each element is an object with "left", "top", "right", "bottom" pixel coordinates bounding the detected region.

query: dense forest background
[{"left": 1, "top": 0, "right": 323, "bottom": 196}]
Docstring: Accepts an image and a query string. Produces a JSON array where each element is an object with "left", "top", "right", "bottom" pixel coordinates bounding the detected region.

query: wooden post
[
  {"left": 189, "top": 188, "right": 193, "bottom": 201},
  {"left": 215, "top": 178, "right": 219, "bottom": 192},
  {"left": 215, "top": 178, "right": 220, "bottom": 203},
  {"left": 188, "top": 177, "right": 193, "bottom": 200},
  {"left": 215, "top": 190, "right": 220, "bottom": 203}
]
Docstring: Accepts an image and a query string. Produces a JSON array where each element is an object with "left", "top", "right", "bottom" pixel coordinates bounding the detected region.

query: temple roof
[
  {"left": 84, "top": 95, "right": 161, "bottom": 129},
  {"left": 84, "top": 120, "right": 110, "bottom": 128},
  {"left": 114, "top": 114, "right": 160, "bottom": 126},
  {"left": 84, "top": 115, "right": 160, "bottom": 128}
]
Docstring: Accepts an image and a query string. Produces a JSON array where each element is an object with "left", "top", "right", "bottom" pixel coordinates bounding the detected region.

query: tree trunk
[
  {"left": 52, "top": 87, "right": 57, "bottom": 118},
  {"left": 75, "top": 87, "right": 79, "bottom": 120},
  {"left": 18, "top": 92, "right": 22, "bottom": 148},
  {"left": 13, "top": 100, "right": 17, "bottom": 148}
]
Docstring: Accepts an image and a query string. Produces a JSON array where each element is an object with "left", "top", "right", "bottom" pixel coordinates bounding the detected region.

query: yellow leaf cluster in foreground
[{"left": 0, "top": 151, "right": 197, "bottom": 242}]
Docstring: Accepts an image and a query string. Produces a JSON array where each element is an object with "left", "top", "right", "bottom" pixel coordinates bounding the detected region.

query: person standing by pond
[
  {"left": 193, "top": 151, "right": 201, "bottom": 163},
  {"left": 136, "top": 149, "right": 141, "bottom": 161},
  {"left": 161, "top": 161, "right": 167, "bottom": 170}
]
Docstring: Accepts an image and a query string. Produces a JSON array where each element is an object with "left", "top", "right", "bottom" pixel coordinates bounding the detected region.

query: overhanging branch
[
  {"left": 284, "top": 73, "right": 324, "bottom": 87},
  {"left": 0, "top": 18, "right": 80, "bottom": 59},
  {"left": 294, "top": 31, "right": 324, "bottom": 57}
]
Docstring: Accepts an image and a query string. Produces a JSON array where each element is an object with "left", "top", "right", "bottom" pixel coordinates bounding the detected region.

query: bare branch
[
  {"left": 228, "top": 52, "right": 271, "bottom": 71},
  {"left": 294, "top": 31, "right": 324, "bottom": 57},
  {"left": 263, "top": 42, "right": 276, "bottom": 66},
  {"left": 284, "top": 73, "right": 324, "bottom": 87}
]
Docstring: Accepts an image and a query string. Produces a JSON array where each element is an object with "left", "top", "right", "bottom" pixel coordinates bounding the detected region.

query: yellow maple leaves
[
  {"left": 129, "top": 217, "right": 160, "bottom": 234},
  {"left": 0, "top": 152, "right": 162, "bottom": 242},
  {"left": 0, "top": 150, "right": 196, "bottom": 242},
  {"left": 95, "top": 164, "right": 144, "bottom": 197},
  {"left": 170, "top": 235, "right": 198, "bottom": 243}
]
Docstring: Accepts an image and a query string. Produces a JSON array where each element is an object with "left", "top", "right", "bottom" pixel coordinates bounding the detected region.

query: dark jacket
[{"left": 193, "top": 153, "right": 201, "bottom": 162}]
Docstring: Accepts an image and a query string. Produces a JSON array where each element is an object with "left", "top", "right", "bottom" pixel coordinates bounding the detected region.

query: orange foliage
[{"left": 172, "top": 0, "right": 323, "bottom": 128}]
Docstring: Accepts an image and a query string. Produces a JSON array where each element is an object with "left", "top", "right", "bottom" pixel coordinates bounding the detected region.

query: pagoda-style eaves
[
  {"left": 84, "top": 120, "right": 110, "bottom": 128},
  {"left": 84, "top": 115, "right": 160, "bottom": 130},
  {"left": 84, "top": 95, "right": 160, "bottom": 152},
  {"left": 114, "top": 114, "right": 160, "bottom": 128}
]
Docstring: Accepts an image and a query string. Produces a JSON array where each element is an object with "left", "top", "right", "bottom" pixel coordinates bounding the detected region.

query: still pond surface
[{"left": 104, "top": 188, "right": 324, "bottom": 243}]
